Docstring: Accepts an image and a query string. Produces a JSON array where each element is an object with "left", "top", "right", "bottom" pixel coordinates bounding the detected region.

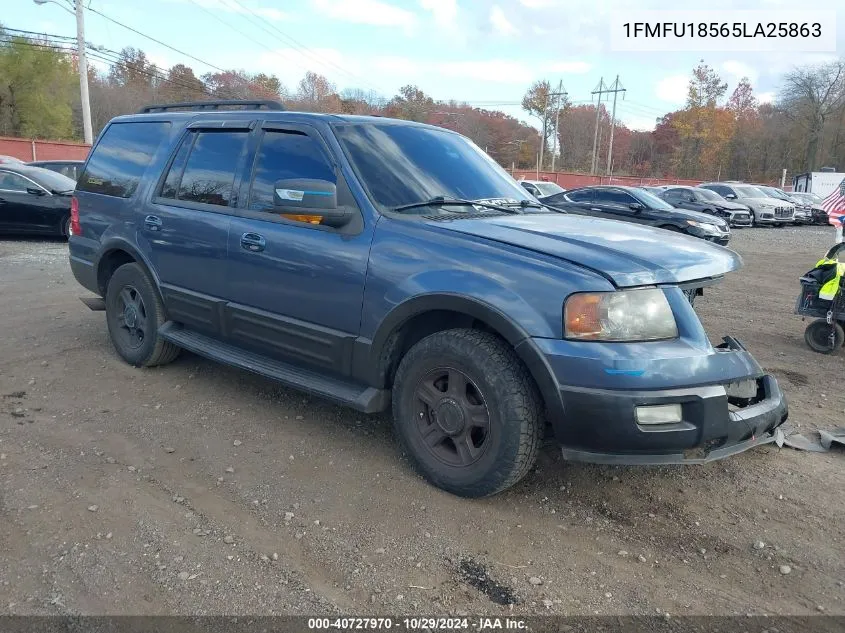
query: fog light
[{"left": 636, "top": 404, "right": 682, "bottom": 425}]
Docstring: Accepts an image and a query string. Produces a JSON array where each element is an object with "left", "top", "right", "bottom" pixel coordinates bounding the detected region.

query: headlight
[
  {"left": 687, "top": 220, "right": 720, "bottom": 233},
  {"left": 564, "top": 289, "right": 678, "bottom": 341},
  {"left": 760, "top": 203, "right": 775, "bottom": 209}
]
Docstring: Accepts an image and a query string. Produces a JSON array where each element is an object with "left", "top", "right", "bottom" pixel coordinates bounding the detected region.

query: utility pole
[
  {"left": 549, "top": 81, "right": 567, "bottom": 173},
  {"left": 34, "top": 0, "right": 93, "bottom": 144},
  {"left": 604, "top": 75, "right": 626, "bottom": 177},
  {"left": 590, "top": 77, "right": 607, "bottom": 175},
  {"left": 539, "top": 88, "right": 549, "bottom": 172}
]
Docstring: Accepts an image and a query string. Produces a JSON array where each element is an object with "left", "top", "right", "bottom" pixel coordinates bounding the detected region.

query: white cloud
[
  {"left": 311, "top": 0, "right": 417, "bottom": 28},
  {"left": 439, "top": 60, "right": 528, "bottom": 81},
  {"left": 655, "top": 74, "right": 689, "bottom": 105},
  {"left": 490, "top": 5, "right": 518, "bottom": 37},
  {"left": 419, "top": 0, "right": 458, "bottom": 28},
  {"left": 518, "top": 0, "right": 560, "bottom": 7},
  {"left": 547, "top": 61, "right": 592, "bottom": 74},
  {"left": 622, "top": 114, "right": 659, "bottom": 132},
  {"left": 721, "top": 60, "right": 759, "bottom": 85},
  {"left": 164, "top": 0, "right": 287, "bottom": 21},
  {"left": 758, "top": 91, "right": 776, "bottom": 104}
]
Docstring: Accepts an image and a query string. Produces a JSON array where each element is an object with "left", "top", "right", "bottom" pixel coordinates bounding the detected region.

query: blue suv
[{"left": 69, "top": 100, "right": 788, "bottom": 497}]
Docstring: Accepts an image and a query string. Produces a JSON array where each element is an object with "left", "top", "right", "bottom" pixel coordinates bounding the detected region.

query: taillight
[{"left": 70, "top": 196, "right": 82, "bottom": 236}]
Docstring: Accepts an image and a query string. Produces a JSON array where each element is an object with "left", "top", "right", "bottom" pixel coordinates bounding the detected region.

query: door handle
[
  {"left": 241, "top": 232, "right": 266, "bottom": 252},
  {"left": 590, "top": 207, "right": 602, "bottom": 212},
  {"left": 144, "top": 215, "right": 163, "bottom": 231}
]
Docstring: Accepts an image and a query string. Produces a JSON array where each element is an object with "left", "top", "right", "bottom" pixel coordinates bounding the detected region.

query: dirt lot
[{"left": 1, "top": 226, "right": 844, "bottom": 617}]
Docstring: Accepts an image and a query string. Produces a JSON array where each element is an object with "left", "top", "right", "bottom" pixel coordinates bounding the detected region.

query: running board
[
  {"left": 80, "top": 296, "right": 106, "bottom": 311},
  {"left": 158, "top": 323, "right": 390, "bottom": 414}
]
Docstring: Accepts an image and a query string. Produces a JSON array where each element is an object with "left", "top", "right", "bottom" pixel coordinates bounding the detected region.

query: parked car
[
  {"left": 519, "top": 179, "right": 565, "bottom": 198},
  {"left": 752, "top": 185, "right": 812, "bottom": 224},
  {"left": 28, "top": 159, "right": 85, "bottom": 182},
  {"left": 698, "top": 182, "right": 795, "bottom": 226},
  {"left": 69, "top": 100, "right": 787, "bottom": 497},
  {"left": 790, "top": 191, "right": 829, "bottom": 225},
  {"left": 0, "top": 155, "right": 24, "bottom": 165},
  {"left": 660, "top": 186, "right": 753, "bottom": 227},
  {"left": 0, "top": 164, "right": 77, "bottom": 237},
  {"left": 542, "top": 185, "right": 731, "bottom": 245}
]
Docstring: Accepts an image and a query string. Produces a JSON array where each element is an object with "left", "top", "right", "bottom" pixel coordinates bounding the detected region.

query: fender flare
[
  {"left": 95, "top": 237, "right": 161, "bottom": 295},
  {"left": 361, "top": 293, "right": 565, "bottom": 424}
]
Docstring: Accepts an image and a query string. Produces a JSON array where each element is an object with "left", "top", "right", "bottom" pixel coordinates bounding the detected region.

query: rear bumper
[{"left": 532, "top": 335, "right": 788, "bottom": 465}]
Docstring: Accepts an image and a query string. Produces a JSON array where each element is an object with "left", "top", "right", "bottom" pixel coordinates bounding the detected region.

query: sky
[{"left": 11, "top": 0, "right": 845, "bottom": 131}]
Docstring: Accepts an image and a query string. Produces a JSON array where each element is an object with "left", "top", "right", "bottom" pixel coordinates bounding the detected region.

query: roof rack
[{"left": 138, "top": 99, "right": 284, "bottom": 114}]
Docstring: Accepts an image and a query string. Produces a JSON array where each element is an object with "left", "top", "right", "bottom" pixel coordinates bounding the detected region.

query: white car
[{"left": 519, "top": 179, "right": 566, "bottom": 199}]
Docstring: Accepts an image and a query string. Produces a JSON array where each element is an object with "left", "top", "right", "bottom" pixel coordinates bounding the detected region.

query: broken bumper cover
[{"left": 538, "top": 336, "right": 789, "bottom": 465}]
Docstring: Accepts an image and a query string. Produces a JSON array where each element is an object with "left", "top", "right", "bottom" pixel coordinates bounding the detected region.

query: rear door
[
  {"left": 224, "top": 122, "right": 373, "bottom": 374},
  {"left": 144, "top": 122, "right": 252, "bottom": 336}
]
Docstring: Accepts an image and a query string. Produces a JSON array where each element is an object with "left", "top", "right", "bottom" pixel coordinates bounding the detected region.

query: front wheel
[
  {"left": 804, "top": 319, "right": 844, "bottom": 354},
  {"left": 392, "top": 329, "right": 543, "bottom": 498},
  {"left": 105, "top": 262, "right": 180, "bottom": 367}
]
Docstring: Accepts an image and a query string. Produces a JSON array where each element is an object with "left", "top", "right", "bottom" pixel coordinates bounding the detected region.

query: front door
[
  {"left": 225, "top": 124, "right": 373, "bottom": 375},
  {"left": 0, "top": 171, "right": 53, "bottom": 233}
]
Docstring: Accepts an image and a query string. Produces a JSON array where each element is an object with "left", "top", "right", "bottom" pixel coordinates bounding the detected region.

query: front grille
[{"left": 775, "top": 207, "right": 792, "bottom": 218}]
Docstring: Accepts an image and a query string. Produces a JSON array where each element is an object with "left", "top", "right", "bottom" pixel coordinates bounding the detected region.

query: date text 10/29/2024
[{"left": 307, "top": 617, "right": 528, "bottom": 630}]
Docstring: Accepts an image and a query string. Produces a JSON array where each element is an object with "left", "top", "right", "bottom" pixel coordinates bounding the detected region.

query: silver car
[{"left": 698, "top": 182, "right": 795, "bottom": 227}]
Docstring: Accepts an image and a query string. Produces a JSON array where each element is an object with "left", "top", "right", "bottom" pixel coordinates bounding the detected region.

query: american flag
[{"left": 821, "top": 178, "right": 845, "bottom": 226}]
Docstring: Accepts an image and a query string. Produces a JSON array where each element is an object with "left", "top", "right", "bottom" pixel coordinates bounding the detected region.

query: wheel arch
[
  {"left": 95, "top": 238, "right": 161, "bottom": 298},
  {"left": 358, "top": 294, "right": 564, "bottom": 423}
]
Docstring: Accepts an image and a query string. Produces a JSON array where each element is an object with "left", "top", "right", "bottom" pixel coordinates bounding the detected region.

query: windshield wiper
[{"left": 391, "top": 196, "right": 521, "bottom": 214}]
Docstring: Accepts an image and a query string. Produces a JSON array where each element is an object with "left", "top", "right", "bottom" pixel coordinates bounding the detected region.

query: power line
[{"left": 84, "top": 4, "right": 253, "bottom": 93}]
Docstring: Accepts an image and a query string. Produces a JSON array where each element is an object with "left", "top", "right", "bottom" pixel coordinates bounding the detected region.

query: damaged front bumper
[{"left": 534, "top": 334, "right": 789, "bottom": 466}]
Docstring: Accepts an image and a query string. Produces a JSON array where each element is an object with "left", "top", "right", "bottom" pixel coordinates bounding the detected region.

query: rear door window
[
  {"left": 566, "top": 189, "right": 593, "bottom": 203},
  {"left": 597, "top": 189, "right": 636, "bottom": 205},
  {"left": 159, "top": 130, "right": 249, "bottom": 207},
  {"left": 78, "top": 122, "right": 171, "bottom": 198}
]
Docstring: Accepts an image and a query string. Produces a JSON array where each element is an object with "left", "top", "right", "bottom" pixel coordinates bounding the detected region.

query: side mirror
[
  {"left": 725, "top": 193, "right": 736, "bottom": 200},
  {"left": 273, "top": 178, "right": 350, "bottom": 227},
  {"left": 629, "top": 202, "right": 644, "bottom": 211},
  {"left": 26, "top": 187, "right": 46, "bottom": 196}
]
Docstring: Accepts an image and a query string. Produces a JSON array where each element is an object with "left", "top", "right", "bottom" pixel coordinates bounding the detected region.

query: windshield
[
  {"left": 334, "top": 123, "right": 532, "bottom": 210},
  {"left": 29, "top": 168, "right": 76, "bottom": 192},
  {"left": 734, "top": 185, "right": 767, "bottom": 198},
  {"left": 793, "top": 192, "right": 822, "bottom": 204},
  {"left": 760, "top": 186, "right": 790, "bottom": 201},
  {"left": 534, "top": 182, "right": 565, "bottom": 197},
  {"left": 632, "top": 188, "right": 675, "bottom": 210},
  {"left": 696, "top": 188, "right": 725, "bottom": 202}
]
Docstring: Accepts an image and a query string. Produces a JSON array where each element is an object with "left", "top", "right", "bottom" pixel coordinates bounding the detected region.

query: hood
[
  {"left": 430, "top": 214, "right": 742, "bottom": 287},
  {"left": 741, "top": 196, "right": 793, "bottom": 207},
  {"left": 666, "top": 208, "right": 729, "bottom": 225},
  {"left": 711, "top": 200, "right": 750, "bottom": 211}
]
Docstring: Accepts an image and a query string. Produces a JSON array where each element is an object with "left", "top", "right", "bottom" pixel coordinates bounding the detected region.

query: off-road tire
[
  {"left": 392, "top": 328, "right": 543, "bottom": 498},
  {"left": 105, "top": 263, "right": 180, "bottom": 367}
]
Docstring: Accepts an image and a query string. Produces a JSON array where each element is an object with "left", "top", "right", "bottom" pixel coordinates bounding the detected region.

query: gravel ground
[{"left": 0, "top": 226, "right": 844, "bottom": 617}]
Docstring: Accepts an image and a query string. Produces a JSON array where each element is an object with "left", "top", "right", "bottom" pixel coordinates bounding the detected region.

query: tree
[
  {"left": 0, "top": 33, "right": 77, "bottom": 138},
  {"left": 521, "top": 80, "right": 552, "bottom": 167},
  {"left": 387, "top": 84, "right": 434, "bottom": 122},
  {"left": 687, "top": 62, "right": 728, "bottom": 109},
  {"left": 780, "top": 60, "right": 845, "bottom": 170},
  {"left": 294, "top": 71, "right": 340, "bottom": 112}
]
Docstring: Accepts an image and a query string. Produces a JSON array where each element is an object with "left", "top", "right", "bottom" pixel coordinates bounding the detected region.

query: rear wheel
[
  {"left": 105, "top": 263, "right": 180, "bottom": 367},
  {"left": 62, "top": 215, "right": 71, "bottom": 238},
  {"left": 804, "top": 319, "right": 844, "bottom": 354},
  {"left": 392, "top": 329, "right": 542, "bottom": 498}
]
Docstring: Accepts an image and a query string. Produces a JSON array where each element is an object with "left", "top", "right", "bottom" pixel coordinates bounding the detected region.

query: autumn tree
[
  {"left": 521, "top": 80, "right": 552, "bottom": 167},
  {"left": 387, "top": 84, "right": 434, "bottom": 122}
]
